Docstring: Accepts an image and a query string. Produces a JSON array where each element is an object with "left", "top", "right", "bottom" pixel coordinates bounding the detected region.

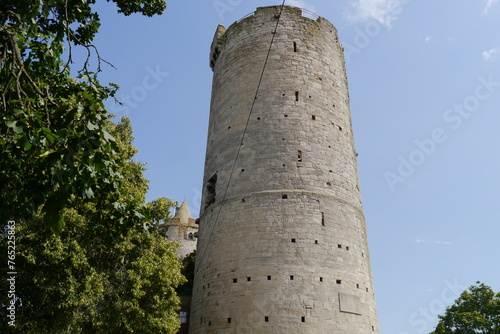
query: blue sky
[{"left": 89, "top": 0, "right": 500, "bottom": 332}]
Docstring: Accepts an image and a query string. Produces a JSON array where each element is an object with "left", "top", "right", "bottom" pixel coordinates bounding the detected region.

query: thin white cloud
[
  {"left": 424, "top": 35, "right": 433, "bottom": 43},
  {"left": 482, "top": 48, "right": 500, "bottom": 60},
  {"left": 482, "top": 0, "right": 499, "bottom": 15},
  {"left": 414, "top": 238, "right": 452, "bottom": 245},
  {"left": 287, "top": 0, "right": 315, "bottom": 12},
  {"left": 344, "top": 0, "right": 408, "bottom": 28}
]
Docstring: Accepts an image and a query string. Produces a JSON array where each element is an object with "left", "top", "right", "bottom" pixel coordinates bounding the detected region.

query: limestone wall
[{"left": 191, "top": 6, "right": 379, "bottom": 333}]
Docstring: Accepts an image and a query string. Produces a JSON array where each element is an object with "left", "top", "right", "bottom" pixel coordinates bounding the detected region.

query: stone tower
[
  {"left": 190, "top": 6, "right": 379, "bottom": 333},
  {"left": 158, "top": 202, "right": 198, "bottom": 259}
]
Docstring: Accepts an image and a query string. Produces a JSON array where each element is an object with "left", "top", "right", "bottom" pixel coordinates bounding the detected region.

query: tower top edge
[
  {"left": 234, "top": 5, "right": 331, "bottom": 28},
  {"left": 209, "top": 5, "right": 338, "bottom": 70}
]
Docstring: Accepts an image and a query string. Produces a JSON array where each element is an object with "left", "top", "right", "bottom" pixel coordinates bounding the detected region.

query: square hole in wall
[
  {"left": 291, "top": 238, "right": 296, "bottom": 243},
  {"left": 267, "top": 276, "right": 272, "bottom": 280},
  {"left": 301, "top": 316, "right": 306, "bottom": 323},
  {"left": 233, "top": 278, "right": 237, "bottom": 283},
  {"left": 336, "top": 280, "right": 342, "bottom": 284},
  {"left": 247, "top": 277, "right": 251, "bottom": 282},
  {"left": 290, "top": 275, "right": 294, "bottom": 280},
  {"left": 265, "top": 316, "right": 269, "bottom": 322}
]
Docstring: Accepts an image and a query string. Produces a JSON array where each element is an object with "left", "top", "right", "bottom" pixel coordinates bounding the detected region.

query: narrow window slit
[{"left": 295, "top": 91, "right": 299, "bottom": 101}]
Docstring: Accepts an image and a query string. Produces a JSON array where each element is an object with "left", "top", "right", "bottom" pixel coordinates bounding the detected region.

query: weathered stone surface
[{"left": 190, "top": 6, "right": 379, "bottom": 333}]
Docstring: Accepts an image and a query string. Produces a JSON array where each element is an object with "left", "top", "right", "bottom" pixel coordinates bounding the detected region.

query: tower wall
[{"left": 191, "top": 6, "right": 379, "bottom": 333}]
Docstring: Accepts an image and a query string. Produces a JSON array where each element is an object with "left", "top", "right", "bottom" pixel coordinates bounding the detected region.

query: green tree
[
  {"left": 1, "top": 1, "right": 188, "bottom": 332},
  {"left": 0, "top": 0, "right": 166, "bottom": 231},
  {"left": 1, "top": 118, "right": 185, "bottom": 333},
  {"left": 176, "top": 250, "right": 196, "bottom": 297},
  {"left": 431, "top": 282, "right": 500, "bottom": 334}
]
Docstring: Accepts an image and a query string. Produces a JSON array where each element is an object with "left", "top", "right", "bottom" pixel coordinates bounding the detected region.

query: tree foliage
[
  {"left": 0, "top": 0, "right": 166, "bottom": 231},
  {"left": 176, "top": 250, "right": 196, "bottom": 297},
  {"left": 1, "top": 118, "right": 184, "bottom": 333},
  {"left": 0, "top": 0, "right": 189, "bottom": 332},
  {"left": 431, "top": 282, "right": 500, "bottom": 334}
]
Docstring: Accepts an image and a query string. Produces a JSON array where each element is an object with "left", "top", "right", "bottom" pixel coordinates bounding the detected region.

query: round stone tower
[{"left": 191, "top": 6, "right": 379, "bottom": 333}]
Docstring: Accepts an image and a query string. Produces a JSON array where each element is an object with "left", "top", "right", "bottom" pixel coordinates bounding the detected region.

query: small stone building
[
  {"left": 158, "top": 201, "right": 198, "bottom": 259},
  {"left": 158, "top": 201, "right": 198, "bottom": 334}
]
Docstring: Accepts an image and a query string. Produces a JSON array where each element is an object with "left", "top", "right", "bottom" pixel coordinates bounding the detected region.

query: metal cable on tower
[{"left": 195, "top": 0, "right": 287, "bottom": 272}]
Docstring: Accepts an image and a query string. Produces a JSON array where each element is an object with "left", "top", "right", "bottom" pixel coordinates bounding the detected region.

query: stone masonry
[
  {"left": 158, "top": 202, "right": 198, "bottom": 259},
  {"left": 190, "top": 6, "right": 379, "bottom": 333}
]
